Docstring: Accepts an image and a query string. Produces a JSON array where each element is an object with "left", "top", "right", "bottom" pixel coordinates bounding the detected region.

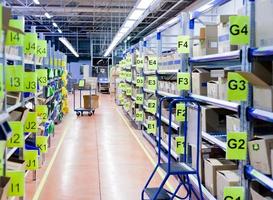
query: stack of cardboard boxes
[{"left": 158, "top": 81, "right": 179, "bottom": 95}]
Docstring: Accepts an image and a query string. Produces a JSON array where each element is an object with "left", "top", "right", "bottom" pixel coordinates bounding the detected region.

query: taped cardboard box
[
  {"left": 248, "top": 135, "right": 273, "bottom": 174},
  {"left": 226, "top": 115, "right": 240, "bottom": 133},
  {"left": 216, "top": 170, "right": 240, "bottom": 200},
  {"left": 192, "top": 69, "right": 211, "bottom": 96},
  {"left": 204, "top": 158, "right": 237, "bottom": 196},
  {"left": 250, "top": 181, "right": 273, "bottom": 200},
  {"left": 207, "top": 81, "right": 219, "bottom": 99}
]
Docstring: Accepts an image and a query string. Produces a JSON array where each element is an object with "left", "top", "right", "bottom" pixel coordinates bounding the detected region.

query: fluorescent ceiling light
[
  {"left": 59, "top": 37, "right": 79, "bottom": 58},
  {"left": 58, "top": 29, "right": 62, "bottom": 33},
  {"left": 33, "top": 0, "right": 40, "bottom": 5},
  {"left": 129, "top": 9, "right": 144, "bottom": 20},
  {"left": 137, "top": 0, "right": 154, "bottom": 9},
  {"left": 120, "top": 27, "right": 130, "bottom": 33},
  {"left": 124, "top": 20, "right": 135, "bottom": 28},
  {"left": 53, "top": 22, "right": 58, "bottom": 27},
  {"left": 45, "top": 12, "right": 52, "bottom": 19}
]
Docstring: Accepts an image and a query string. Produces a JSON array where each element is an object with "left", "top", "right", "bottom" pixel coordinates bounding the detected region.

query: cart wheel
[
  {"left": 88, "top": 112, "right": 92, "bottom": 116},
  {"left": 76, "top": 112, "right": 80, "bottom": 116},
  {"left": 92, "top": 110, "right": 95, "bottom": 114}
]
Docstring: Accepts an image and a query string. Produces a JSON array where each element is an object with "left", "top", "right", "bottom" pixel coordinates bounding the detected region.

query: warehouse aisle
[{"left": 26, "top": 94, "right": 170, "bottom": 200}]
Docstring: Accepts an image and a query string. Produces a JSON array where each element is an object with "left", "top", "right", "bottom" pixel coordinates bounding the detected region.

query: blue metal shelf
[
  {"left": 251, "top": 46, "right": 273, "bottom": 58},
  {"left": 247, "top": 107, "right": 273, "bottom": 123},
  {"left": 245, "top": 165, "right": 273, "bottom": 192},
  {"left": 156, "top": 69, "right": 180, "bottom": 75},
  {"left": 156, "top": 114, "right": 179, "bottom": 130},
  {"left": 202, "top": 131, "right": 227, "bottom": 151},
  {"left": 143, "top": 70, "right": 156, "bottom": 75},
  {"left": 189, "top": 50, "right": 240, "bottom": 66},
  {"left": 189, "top": 93, "right": 240, "bottom": 112},
  {"left": 143, "top": 88, "right": 156, "bottom": 95}
]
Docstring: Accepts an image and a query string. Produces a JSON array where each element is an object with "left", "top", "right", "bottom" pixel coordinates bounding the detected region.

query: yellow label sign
[
  {"left": 177, "top": 35, "right": 190, "bottom": 53},
  {"left": 119, "top": 82, "right": 126, "bottom": 91},
  {"left": 147, "top": 99, "right": 157, "bottom": 114},
  {"left": 5, "top": 65, "right": 24, "bottom": 92},
  {"left": 24, "top": 33, "right": 37, "bottom": 54},
  {"left": 177, "top": 72, "right": 190, "bottom": 91},
  {"left": 175, "top": 136, "right": 185, "bottom": 154},
  {"left": 229, "top": 16, "right": 250, "bottom": 45},
  {"left": 36, "top": 136, "right": 48, "bottom": 153},
  {"left": 36, "top": 40, "right": 47, "bottom": 57},
  {"left": 36, "top": 105, "right": 48, "bottom": 122},
  {"left": 24, "top": 72, "right": 37, "bottom": 93},
  {"left": 0, "top": 65, "right": 3, "bottom": 98},
  {"left": 135, "top": 110, "right": 144, "bottom": 122},
  {"left": 223, "top": 187, "right": 245, "bottom": 200},
  {"left": 148, "top": 56, "right": 157, "bottom": 70},
  {"left": 7, "top": 170, "right": 25, "bottom": 197},
  {"left": 6, "top": 19, "right": 24, "bottom": 46},
  {"left": 136, "top": 94, "right": 144, "bottom": 105},
  {"left": 37, "top": 69, "right": 48, "bottom": 86},
  {"left": 24, "top": 150, "right": 39, "bottom": 170},
  {"left": 176, "top": 103, "right": 186, "bottom": 122},
  {"left": 226, "top": 132, "right": 247, "bottom": 160},
  {"left": 7, "top": 122, "right": 24, "bottom": 148},
  {"left": 126, "top": 86, "right": 132, "bottom": 96},
  {"left": 147, "top": 120, "right": 156, "bottom": 135},
  {"left": 124, "top": 101, "right": 130, "bottom": 111},
  {"left": 136, "top": 76, "right": 144, "bottom": 88},
  {"left": 227, "top": 72, "right": 248, "bottom": 101},
  {"left": 147, "top": 76, "right": 157, "bottom": 91},
  {"left": 136, "top": 57, "right": 144, "bottom": 68},
  {"left": 24, "top": 112, "right": 37, "bottom": 133}
]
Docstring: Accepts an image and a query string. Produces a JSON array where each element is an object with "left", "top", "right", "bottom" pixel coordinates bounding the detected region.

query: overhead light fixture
[
  {"left": 45, "top": 12, "right": 52, "bottom": 19},
  {"left": 104, "top": 0, "right": 157, "bottom": 57},
  {"left": 53, "top": 22, "right": 58, "bottom": 27},
  {"left": 58, "top": 29, "right": 62, "bottom": 33},
  {"left": 59, "top": 37, "right": 79, "bottom": 58},
  {"left": 33, "top": 0, "right": 40, "bottom": 5}
]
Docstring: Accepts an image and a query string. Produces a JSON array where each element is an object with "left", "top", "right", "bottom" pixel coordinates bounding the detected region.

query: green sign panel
[
  {"left": 119, "top": 82, "right": 126, "bottom": 91},
  {"left": 229, "top": 16, "right": 250, "bottom": 45},
  {"left": 7, "top": 121, "right": 24, "bottom": 148},
  {"left": 147, "top": 99, "right": 157, "bottom": 114},
  {"left": 147, "top": 120, "right": 156, "bottom": 135},
  {"left": 6, "top": 19, "right": 24, "bottom": 46},
  {"left": 147, "top": 76, "right": 157, "bottom": 91},
  {"left": 36, "top": 40, "right": 47, "bottom": 57},
  {"left": 7, "top": 171, "right": 25, "bottom": 197},
  {"left": 177, "top": 72, "right": 190, "bottom": 91},
  {"left": 5, "top": 65, "right": 24, "bottom": 92},
  {"left": 227, "top": 72, "right": 248, "bottom": 101},
  {"left": 36, "top": 105, "right": 48, "bottom": 122},
  {"left": 177, "top": 35, "right": 190, "bottom": 54},
  {"left": 223, "top": 187, "right": 245, "bottom": 200},
  {"left": 0, "top": 65, "right": 3, "bottom": 98},
  {"left": 136, "top": 76, "right": 144, "bottom": 88},
  {"left": 37, "top": 69, "right": 48, "bottom": 86},
  {"left": 24, "top": 150, "right": 39, "bottom": 170},
  {"left": 176, "top": 103, "right": 186, "bottom": 122},
  {"left": 24, "top": 112, "right": 37, "bottom": 133},
  {"left": 36, "top": 136, "right": 48, "bottom": 153},
  {"left": 148, "top": 56, "right": 157, "bottom": 70},
  {"left": 136, "top": 57, "right": 144, "bottom": 68},
  {"left": 226, "top": 132, "right": 247, "bottom": 160},
  {"left": 124, "top": 101, "right": 130, "bottom": 111},
  {"left": 23, "top": 72, "right": 37, "bottom": 93},
  {"left": 126, "top": 86, "right": 132, "bottom": 96},
  {"left": 135, "top": 110, "right": 144, "bottom": 122},
  {"left": 175, "top": 136, "right": 185, "bottom": 154},
  {"left": 24, "top": 33, "right": 37, "bottom": 54},
  {"left": 136, "top": 94, "right": 144, "bottom": 105}
]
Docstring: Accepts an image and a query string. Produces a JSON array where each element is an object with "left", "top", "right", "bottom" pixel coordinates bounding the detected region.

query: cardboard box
[
  {"left": 216, "top": 170, "right": 240, "bottom": 200},
  {"left": 191, "top": 143, "right": 225, "bottom": 182},
  {"left": 226, "top": 115, "right": 240, "bottom": 133},
  {"left": 204, "top": 158, "right": 237, "bottom": 196},
  {"left": 7, "top": 158, "right": 25, "bottom": 171},
  {"left": 192, "top": 69, "right": 211, "bottom": 96},
  {"left": 200, "top": 28, "right": 205, "bottom": 40},
  {"left": 248, "top": 135, "right": 273, "bottom": 174},
  {"left": 218, "top": 77, "right": 227, "bottom": 100},
  {"left": 91, "top": 95, "right": 99, "bottom": 109},
  {"left": 205, "top": 25, "right": 218, "bottom": 55},
  {"left": 210, "top": 69, "right": 230, "bottom": 78},
  {"left": 250, "top": 181, "right": 273, "bottom": 200},
  {"left": 7, "top": 92, "right": 21, "bottom": 105},
  {"left": 9, "top": 108, "right": 29, "bottom": 122},
  {"left": 207, "top": 81, "right": 219, "bottom": 99},
  {"left": 0, "top": 176, "right": 10, "bottom": 200}
]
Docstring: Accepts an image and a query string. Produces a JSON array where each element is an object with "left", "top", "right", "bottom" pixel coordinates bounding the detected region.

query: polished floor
[{"left": 25, "top": 94, "right": 179, "bottom": 200}]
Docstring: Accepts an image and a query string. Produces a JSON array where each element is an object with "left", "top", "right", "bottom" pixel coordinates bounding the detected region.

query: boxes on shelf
[
  {"left": 210, "top": 69, "right": 231, "bottom": 100},
  {"left": 216, "top": 170, "right": 240, "bottom": 200},
  {"left": 217, "top": 15, "right": 238, "bottom": 53},
  {"left": 7, "top": 92, "right": 21, "bottom": 105},
  {"left": 205, "top": 25, "right": 218, "bottom": 55},
  {"left": 7, "top": 158, "right": 25, "bottom": 171},
  {"left": 192, "top": 69, "right": 211, "bottom": 96},
  {"left": 191, "top": 143, "right": 225, "bottom": 182},
  {"left": 207, "top": 81, "right": 219, "bottom": 99},
  {"left": 204, "top": 158, "right": 237, "bottom": 196},
  {"left": 9, "top": 107, "right": 29, "bottom": 122},
  {"left": 0, "top": 176, "right": 10, "bottom": 200},
  {"left": 248, "top": 135, "right": 273, "bottom": 174},
  {"left": 226, "top": 115, "right": 240, "bottom": 133},
  {"left": 250, "top": 181, "right": 273, "bottom": 200}
]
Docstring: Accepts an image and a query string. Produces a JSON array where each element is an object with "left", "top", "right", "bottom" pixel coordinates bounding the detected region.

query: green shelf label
[
  {"left": 24, "top": 112, "right": 37, "bottom": 133},
  {"left": 227, "top": 72, "right": 248, "bottom": 101},
  {"left": 36, "top": 105, "right": 48, "bottom": 122},
  {"left": 177, "top": 35, "right": 190, "bottom": 54},
  {"left": 5, "top": 65, "right": 24, "bottom": 92},
  {"left": 135, "top": 110, "right": 144, "bottom": 122},
  {"left": 136, "top": 94, "right": 144, "bottom": 105},
  {"left": 24, "top": 33, "right": 37, "bottom": 54},
  {"left": 6, "top": 19, "right": 24, "bottom": 46},
  {"left": 175, "top": 136, "right": 185, "bottom": 154},
  {"left": 229, "top": 16, "right": 250, "bottom": 45},
  {"left": 226, "top": 132, "right": 247, "bottom": 160},
  {"left": 7, "top": 121, "right": 24, "bottom": 148},
  {"left": 37, "top": 69, "right": 48, "bottom": 87},
  {"left": 24, "top": 150, "right": 39, "bottom": 170},
  {"left": 36, "top": 136, "right": 48, "bottom": 153},
  {"left": 224, "top": 187, "right": 245, "bottom": 200},
  {"left": 0, "top": 65, "right": 3, "bottom": 98},
  {"left": 136, "top": 57, "right": 144, "bottom": 68},
  {"left": 36, "top": 40, "right": 47, "bottom": 57},
  {"left": 147, "top": 99, "right": 157, "bottom": 114},
  {"left": 7, "top": 171, "right": 25, "bottom": 197},
  {"left": 147, "top": 120, "right": 156, "bottom": 135},
  {"left": 177, "top": 72, "right": 190, "bottom": 91},
  {"left": 136, "top": 76, "right": 144, "bottom": 88},
  {"left": 24, "top": 72, "right": 37, "bottom": 93},
  {"left": 147, "top": 76, "right": 157, "bottom": 91},
  {"left": 176, "top": 103, "right": 186, "bottom": 122},
  {"left": 148, "top": 56, "right": 157, "bottom": 70}
]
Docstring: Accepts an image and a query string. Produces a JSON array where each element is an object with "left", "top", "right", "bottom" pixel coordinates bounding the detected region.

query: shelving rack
[
  {"left": 0, "top": 8, "right": 69, "bottom": 199},
  {"left": 116, "top": 0, "right": 273, "bottom": 199}
]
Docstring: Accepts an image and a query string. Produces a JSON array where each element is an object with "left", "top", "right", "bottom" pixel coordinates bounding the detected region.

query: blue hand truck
[{"left": 142, "top": 96, "right": 204, "bottom": 200}]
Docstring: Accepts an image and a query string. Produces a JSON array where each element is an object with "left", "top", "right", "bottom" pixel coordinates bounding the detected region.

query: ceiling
[{"left": 6, "top": 0, "right": 195, "bottom": 61}]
